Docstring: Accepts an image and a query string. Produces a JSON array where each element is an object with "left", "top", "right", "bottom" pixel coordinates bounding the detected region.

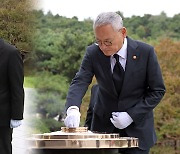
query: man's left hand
[
  {"left": 10, "top": 119, "right": 22, "bottom": 128},
  {"left": 110, "top": 112, "right": 133, "bottom": 129}
]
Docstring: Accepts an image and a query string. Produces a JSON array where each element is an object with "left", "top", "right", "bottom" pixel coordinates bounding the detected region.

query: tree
[{"left": 0, "top": 0, "right": 34, "bottom": 52}]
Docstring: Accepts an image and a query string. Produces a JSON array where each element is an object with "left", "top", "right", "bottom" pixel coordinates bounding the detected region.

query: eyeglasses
[
  {"left": 95, "top": 29, "right": 122, "bottom": 47},
  {"left": 95, "top": 40, "right": 113, "bottom": 46}
]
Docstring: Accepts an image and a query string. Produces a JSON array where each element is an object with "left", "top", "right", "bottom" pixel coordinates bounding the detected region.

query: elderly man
[{"left": 64, "top": 12, "right": 165, "bottom": 154}]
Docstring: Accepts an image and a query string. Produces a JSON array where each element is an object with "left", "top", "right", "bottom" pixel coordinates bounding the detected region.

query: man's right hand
[{"left": 64, "top": 106, "right": 81, "bottom": 128}]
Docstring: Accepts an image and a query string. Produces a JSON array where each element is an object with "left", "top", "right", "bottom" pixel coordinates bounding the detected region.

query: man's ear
[{"left": 121, "top": 27, "right": 127, "bottom": 38}]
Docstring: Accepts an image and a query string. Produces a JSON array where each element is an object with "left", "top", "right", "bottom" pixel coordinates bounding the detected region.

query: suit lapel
[
  {"left": 120, "top": 37, "right": 140, "bottom": 96},
  {"left": 97, "top": 47, "right": 118, "bottom": 96}
]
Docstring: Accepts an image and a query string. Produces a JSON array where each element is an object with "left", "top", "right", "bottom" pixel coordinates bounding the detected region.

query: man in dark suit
[
  {"left": 64, "top": 12, "right": 165, "bottom": 154},
  {"left": 0, "top": 39, "right": 24, "bottom": 154}
]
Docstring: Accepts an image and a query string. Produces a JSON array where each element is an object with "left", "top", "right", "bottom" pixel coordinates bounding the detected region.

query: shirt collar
[{"left": 115, "top": 37, "right": 127, "bottom": 59}]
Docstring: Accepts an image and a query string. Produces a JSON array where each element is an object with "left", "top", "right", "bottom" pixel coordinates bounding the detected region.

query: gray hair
[{"left": 93, "top": 12, "right": 123, "bottom": 32}]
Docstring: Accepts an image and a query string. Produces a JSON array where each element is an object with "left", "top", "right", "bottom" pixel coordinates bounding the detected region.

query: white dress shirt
[{"left": 110, "top": 37, "right": 127, "bottom": 72}]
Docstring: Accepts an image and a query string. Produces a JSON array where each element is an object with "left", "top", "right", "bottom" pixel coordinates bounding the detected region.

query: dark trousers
[
  {"left": 0, "top": 127, "right": 13, "bottom": 154},
  {"left": 114, "top": 128, "right": 150, "bottom": 154}
]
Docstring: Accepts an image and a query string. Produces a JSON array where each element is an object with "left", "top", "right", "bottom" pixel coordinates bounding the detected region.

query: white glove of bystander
[
  {"left": 110, "top": 112, "right": 133, "bottom": 129},
  {"left": 10, "top": 119, "right": 22, "bottom": 128},
  {"left": 64, "top": 106, "right": 81, "bottom": 128}
]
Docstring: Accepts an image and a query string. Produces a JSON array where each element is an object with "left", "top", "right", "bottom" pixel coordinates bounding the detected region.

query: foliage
[
  {"left": 154, "top": 39, "right": 180, "bottom": 141},
  {"left": 24, "top": 76, "right": 36, "bottom": 88},
  {"left": 125, "top": 12, "right": 180, "bottom": 40},
  {"left": 0, "top": 0, "right": 36, "bottom": 77},
  {"left": 32, "top": 12, "right": 94, "bottom": 81},
  {"left": 150, "top": 144, "right": 178, "bottom": 154},
  {"left": 33, "top": 72, "right": 68, "bottom": 117},
  {"left": 23, "top": 72, "right": 69, "bottom": 133},
  {"left": 0, "top": 0, "right": 34, "bottom": 52},
  {"left": 26, "top": 115, "right": 64, "bottom": 133},
  {"left": 27, "top": 116, "right": 50, "bottom": 134}
]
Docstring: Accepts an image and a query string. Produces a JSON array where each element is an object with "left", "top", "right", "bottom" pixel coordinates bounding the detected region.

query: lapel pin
[{"left": 133, "top": 55, "right": 137, "bottom": 60}]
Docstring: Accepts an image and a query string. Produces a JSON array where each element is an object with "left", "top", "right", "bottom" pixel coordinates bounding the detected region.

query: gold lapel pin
[{"left": 133, "top": 55, "right": 137, "bottom": 60}]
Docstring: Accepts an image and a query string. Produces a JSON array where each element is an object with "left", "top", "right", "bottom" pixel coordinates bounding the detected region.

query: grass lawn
[{"left": 24, "top": 76, "right": 36, "bottom": 88}]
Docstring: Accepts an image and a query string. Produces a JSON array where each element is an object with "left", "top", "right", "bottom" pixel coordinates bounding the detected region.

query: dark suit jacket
[
  {"left": 0, "top": 39, "right": 24, "bottom": 127},
  {"left": 65, "top": 37, "right": 165, "bottom": 150},
  {"left": 84, "top": 84, "right": 99, "bottom": 129}
]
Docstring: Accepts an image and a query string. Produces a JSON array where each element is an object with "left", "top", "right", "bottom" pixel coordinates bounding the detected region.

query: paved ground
[{"left": 12, "top": 88, "right": 35, "bottom": 154}]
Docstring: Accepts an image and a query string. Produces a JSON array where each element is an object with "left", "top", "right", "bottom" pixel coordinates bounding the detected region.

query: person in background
[
  {"left": 0, "top": 39, "right": 24, "bottom": 154},
  {"left": 84, "top": 84, "right": 99, "bottom": 130},
  {"left": 64, "top": 12, "right": 165, "bottom": 154}
]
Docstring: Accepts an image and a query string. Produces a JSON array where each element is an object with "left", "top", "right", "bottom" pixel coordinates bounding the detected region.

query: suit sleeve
[
  {"left": 127, "top": 47, "right": 166, "bottom": 125},
  {"left": 65, "top": 48, "right": 94, "bottom": 110},
  {"left": 8, "top": 49, "right": 24, "bottom": 120}
]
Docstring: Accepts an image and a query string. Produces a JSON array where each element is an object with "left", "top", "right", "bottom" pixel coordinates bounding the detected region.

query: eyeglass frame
[{"left": 95, "top": 28, "right": 122, "bottom": 47}]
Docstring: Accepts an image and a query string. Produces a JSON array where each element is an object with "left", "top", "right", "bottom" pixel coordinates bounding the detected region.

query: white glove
[
  {"left": 64, "top": 106, "right": 81, "bottom": 128},
  {"left": 110, "top": 112, "right": 133, "bottom": 129},
  {"left": 10, "top": 119, "right": 22, "bottom": 128}
]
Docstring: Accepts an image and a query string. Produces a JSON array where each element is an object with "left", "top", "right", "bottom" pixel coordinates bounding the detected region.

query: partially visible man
[
  {"left": 0, "top": 39, "right": 24, "bottom": 154},
  {"left": 84, "top": 84, "right": 99, "bottom": 130},
  {"left": 64, "top": 12, "right": 165, "bottom": 154}
]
